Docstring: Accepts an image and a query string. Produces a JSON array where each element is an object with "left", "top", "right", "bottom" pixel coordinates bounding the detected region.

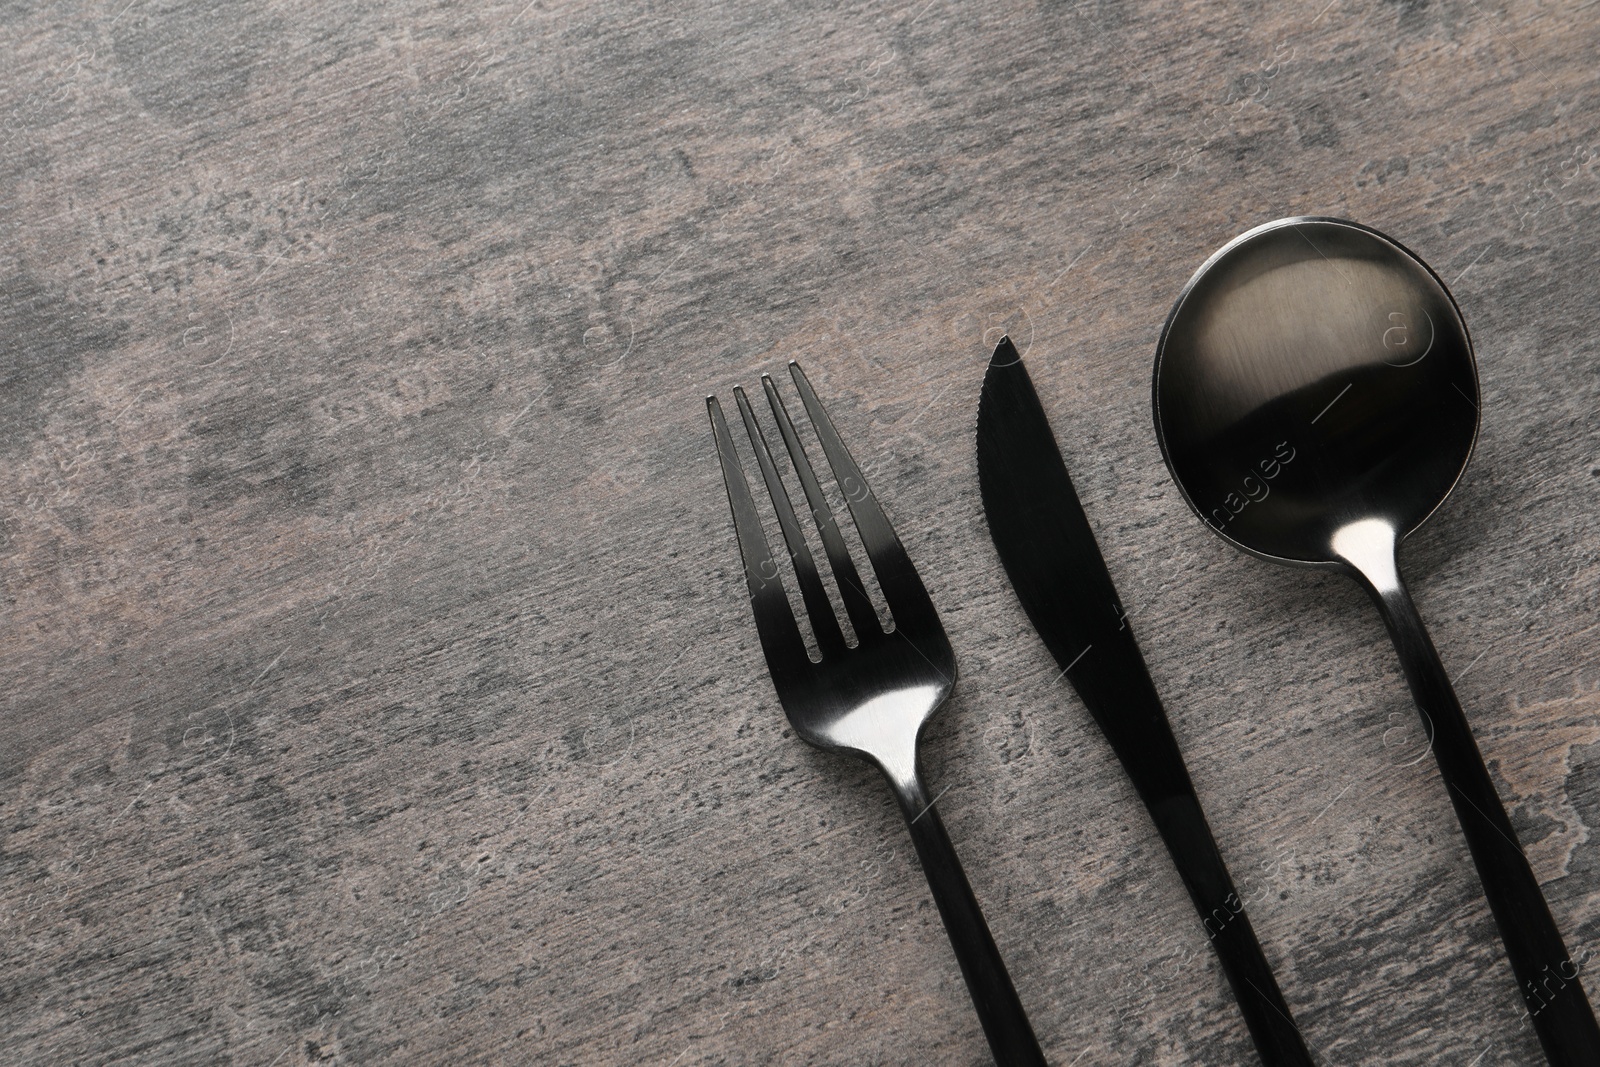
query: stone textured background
[{"left": 2, "top": 1, "right": 1597, "bottom": 1064}]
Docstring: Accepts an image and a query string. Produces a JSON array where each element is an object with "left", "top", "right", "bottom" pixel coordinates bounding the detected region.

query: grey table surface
[{"left": 3, "top": 1, "right": 1598, "bottom": 1064}]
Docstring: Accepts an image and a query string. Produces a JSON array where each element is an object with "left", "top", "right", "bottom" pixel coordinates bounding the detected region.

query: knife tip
[{"left": 989, "top": 335, "right": 1021, "bottom": 369}]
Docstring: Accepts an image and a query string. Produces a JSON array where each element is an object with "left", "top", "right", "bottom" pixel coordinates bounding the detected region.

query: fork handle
[{"left": 893, "top": 775, "right": 1048, "bottom": 1067}]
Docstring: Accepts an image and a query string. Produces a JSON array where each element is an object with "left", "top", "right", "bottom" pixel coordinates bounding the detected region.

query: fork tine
[
  {"left": 760, "top": 373, "right": 883, "bottom": 644},
  {"left": 707, "top": 395, "right": 812, "bottom": 684},
  {"left": 787, "top": 361, "right": 942, "bottom": 637},
  {"left": 732, "top": 386, "right": 848, "bottom": 658}
]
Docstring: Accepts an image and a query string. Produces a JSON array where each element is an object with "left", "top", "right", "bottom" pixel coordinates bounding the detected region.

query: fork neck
[
  {"left": 823, "top": 687, "right": 941, "bottom": 807},
  {"left": 886, "top": 762, "right": 933, "bottom": 822},
  {"left": 856, "top": 728, "right": 927, "bottom": 818}
]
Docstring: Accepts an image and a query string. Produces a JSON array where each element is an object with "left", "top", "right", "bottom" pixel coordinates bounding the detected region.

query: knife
[{"left": 976, "top": 337, "right": 1315, "bottom": 1066}]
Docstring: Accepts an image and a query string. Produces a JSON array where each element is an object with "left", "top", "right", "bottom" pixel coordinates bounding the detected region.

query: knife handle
[
  {"left": 1148, "top": 791, "right": 1316, "bottom": 1067},
  {"left": 1082, "top": 643, "right": 1316, "bottom": 1066},
  {"left": 892, "top": 770, "right": 1049, "bottom": 1067}
]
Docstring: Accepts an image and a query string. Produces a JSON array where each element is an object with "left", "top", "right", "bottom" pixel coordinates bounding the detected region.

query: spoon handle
[{"left": 1339, "top": 525, "right": 1600, "bottom": 1066}]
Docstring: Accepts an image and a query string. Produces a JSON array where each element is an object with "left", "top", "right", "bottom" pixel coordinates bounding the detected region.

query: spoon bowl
[
  {"left": 1154, "top": 216, "right": 1478, "bottom": 564},
  {"left": 1153, "top": 216, "right": 1600, "bottom": 1067}
]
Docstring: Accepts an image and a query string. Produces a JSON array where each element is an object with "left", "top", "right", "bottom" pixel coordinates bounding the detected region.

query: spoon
[{"left": 1151, "top": 216, "right": 1599, "bottom": 1066}]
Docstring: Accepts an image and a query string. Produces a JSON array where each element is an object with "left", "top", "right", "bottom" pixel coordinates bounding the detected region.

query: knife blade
[{"left": 976, "top": 337, "right": 1315, "bottom": 1067}]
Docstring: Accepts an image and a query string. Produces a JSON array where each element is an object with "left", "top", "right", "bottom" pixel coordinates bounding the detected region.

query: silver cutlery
[
  {"left": 708, "top": 362, "right": 1047, "bottom": 1066},
  {"left": 1153, "top": 215, "right": 1600, "bottom": 1066}
]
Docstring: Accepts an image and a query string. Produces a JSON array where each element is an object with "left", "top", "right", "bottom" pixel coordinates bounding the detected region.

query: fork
[{"left": 707, "top": 362, "right": 1047, "bottom": 1066}]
